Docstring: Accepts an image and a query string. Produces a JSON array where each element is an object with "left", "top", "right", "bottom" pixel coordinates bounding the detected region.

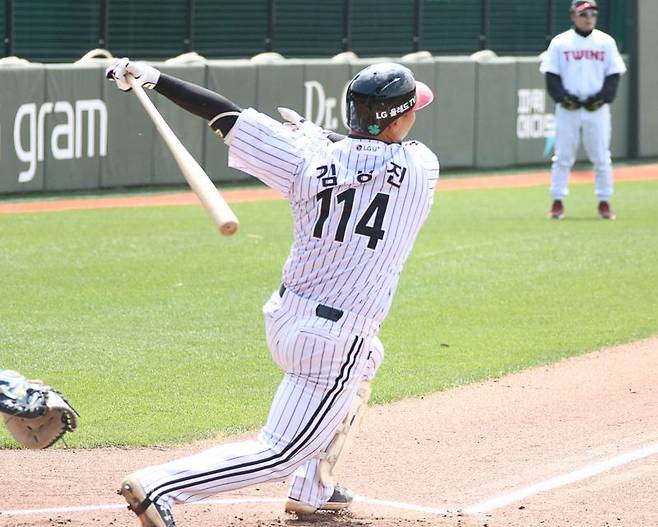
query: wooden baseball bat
[{"left": 127, "top": 75, "right": 239, "bottom": 236}]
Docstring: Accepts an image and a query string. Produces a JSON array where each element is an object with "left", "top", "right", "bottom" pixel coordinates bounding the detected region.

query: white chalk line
[
  {"left": 354, "top": 496, "right": 452, "bottom": 516},
  {"left": 463, "top": 441, "right": 658, "bottom": 514},
  {"left": 1, "top": 503, "right": 124, "bottom": 516},
  {"left": 2, "top": 442, "right": 657, "bottom": 519}
]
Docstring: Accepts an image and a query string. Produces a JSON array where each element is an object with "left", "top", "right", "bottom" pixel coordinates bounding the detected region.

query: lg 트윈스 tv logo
[{"left": 12, "top": 99, "right": 108, "bottom": 183}]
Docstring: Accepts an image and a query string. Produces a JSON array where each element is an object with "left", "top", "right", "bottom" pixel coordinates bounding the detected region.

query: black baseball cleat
[
  {"left": 598, "top": 200, "right": 616, "bottom": 220},
  {"left": 547, "top": 199, "right": 565, "bottom": 219},
  {"left": 118, "top": 475, "right": 176, "bottom": 527},
  {"left": 320, "top": 485, "right": 354, "bottom": 511},
  {"left": 285, "top": 485, "right": 354, "bottom": 514}
]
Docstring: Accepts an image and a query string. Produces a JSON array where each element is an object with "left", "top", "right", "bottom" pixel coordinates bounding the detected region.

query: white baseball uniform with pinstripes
[{"left": 133, "top": 108, "right": 440, "bottom": 511}]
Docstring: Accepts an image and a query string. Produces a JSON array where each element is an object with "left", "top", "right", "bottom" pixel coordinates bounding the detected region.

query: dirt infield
[
  {"left": 1, "top": 337, "right": 657, "bottom": 527},
  {"left": 1, "top": 163, "right": 657, "bottom": 215},
  {"left": 1, "top": 166, "right": 657, "bottom": 526}
]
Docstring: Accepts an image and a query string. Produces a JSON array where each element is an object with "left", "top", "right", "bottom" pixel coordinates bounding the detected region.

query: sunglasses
[{"left": 578, "top": 10, "right": 598, "bottom": 17}]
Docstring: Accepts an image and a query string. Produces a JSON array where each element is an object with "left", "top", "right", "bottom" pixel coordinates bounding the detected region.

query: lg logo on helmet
[
  {"left": 13, "top": 99, "right": 108, "bottom": 183},
  {"left": 375, "top": 96, "right": 416, "bottom": 119}
]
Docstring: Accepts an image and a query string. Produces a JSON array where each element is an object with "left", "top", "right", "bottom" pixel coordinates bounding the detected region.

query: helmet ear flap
[{"left": 346, "top": 93, "right": 386, "bottom": 136}]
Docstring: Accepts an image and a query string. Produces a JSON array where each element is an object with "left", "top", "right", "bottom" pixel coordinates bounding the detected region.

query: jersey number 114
[{"left": 313, "top": 187, "right": 390, "bottom": 250}]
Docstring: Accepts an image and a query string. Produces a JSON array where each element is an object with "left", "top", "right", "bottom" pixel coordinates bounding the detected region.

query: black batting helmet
[
  {"left": 570, "top": 0, "right": 598, "bottom": 12},
  {"left": 346, "top": 63, "right": 434, "bottom": 136}
]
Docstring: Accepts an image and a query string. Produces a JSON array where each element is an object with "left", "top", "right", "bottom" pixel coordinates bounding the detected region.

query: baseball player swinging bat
[
  {"left": 126, "top": 74, "right": 239, "bottom": 236},
  {"left": 106, "top": 59, "right": 438, "bottom": 525}
]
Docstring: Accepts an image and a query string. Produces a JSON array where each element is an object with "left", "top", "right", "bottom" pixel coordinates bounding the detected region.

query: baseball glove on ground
[{"left": 0, "top": 369, "right": 79, "bottom": 449}]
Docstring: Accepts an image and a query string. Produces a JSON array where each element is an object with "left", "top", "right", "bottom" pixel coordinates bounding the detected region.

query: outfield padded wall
[
  {"left": 609, "top": 70, "right": 629, "bottom": 160},
  {"left": 100, "top": 64, "right": 155, "bottom": 188},
  {"left": 204, "top": 60, "right": 257, "bottom": 183},
  {"left": 401, "top": 59, "right": 436, "bottom": 157},
  {"left": 301, "top": 59, "right": 351, "bottom": 131},
  {"left": 256, "top": 62, "right": 306, "bottom": 122},
  {"left": 0, "top": 66, "right": 46, "bottom": 193},
  {"left": 637, "top": 0, "right": 658, "bottom": 157},
  {"left": 434, "top": 57, "right": 476, "bottom": 168},
  {"left": 475, "top": 57, "right": 518, "bottom": 168},
  {"left": 0, "top": 55, "right": 635, "bottom": 195},
  {"left": 515, "top": 57, "right": 553, "bottom": 166},
  {"left": 43, "top": 64, "right": 104, "bottom": 191},
  {"left": 151, "top": 64, "right": 206, "bottom": 185}
]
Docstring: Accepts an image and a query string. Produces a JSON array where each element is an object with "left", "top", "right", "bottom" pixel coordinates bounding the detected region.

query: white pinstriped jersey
[{"left": 225, "top": 108, "right": 439, "bottom": 327}]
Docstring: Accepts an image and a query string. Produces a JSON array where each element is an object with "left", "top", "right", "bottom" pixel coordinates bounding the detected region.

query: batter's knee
[
  {"left": 319, "top": 380, "right": 372, "bottom": 487},
  {"left": 362, "top": 336, "right": 384, "bottom": 381},
  {"left": 258, "top": 430, "right": 328, "bottom": 481}
]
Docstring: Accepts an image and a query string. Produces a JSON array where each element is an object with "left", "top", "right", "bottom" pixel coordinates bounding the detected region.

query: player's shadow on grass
[{"left": 559, "top": 217, "right": 612, "bottom": 222}]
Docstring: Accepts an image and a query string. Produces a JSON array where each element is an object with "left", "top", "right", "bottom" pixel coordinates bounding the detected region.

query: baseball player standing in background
[
  {"left": 106, "top": 59, "right": 438, "bottom": 527},
  {"left": 540, "top": 0, "right": 626, "bottom": 220}
]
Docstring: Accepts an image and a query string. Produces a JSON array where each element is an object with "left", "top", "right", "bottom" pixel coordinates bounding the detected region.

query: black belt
[{"left": 278, "top": 284, "right": 344, "bottom": 322}]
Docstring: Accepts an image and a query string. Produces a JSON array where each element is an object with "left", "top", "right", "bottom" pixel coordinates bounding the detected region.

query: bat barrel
[{"left": 126, "top": 75, "right": 239, "bottom": 236}]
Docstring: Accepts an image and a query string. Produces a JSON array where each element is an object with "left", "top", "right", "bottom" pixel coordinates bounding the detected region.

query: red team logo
[{"left": 562, "top": 49, "right": 606, "bottom": 61}]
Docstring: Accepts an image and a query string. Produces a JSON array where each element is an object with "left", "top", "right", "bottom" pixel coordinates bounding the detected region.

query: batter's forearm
[{"left": 155, "top": 74, "right": 242, "bottom": 136}]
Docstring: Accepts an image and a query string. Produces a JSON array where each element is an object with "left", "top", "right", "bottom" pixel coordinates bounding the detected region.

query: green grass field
[{"left": 1, "top": 178, "right": 657, "bottom": 448}]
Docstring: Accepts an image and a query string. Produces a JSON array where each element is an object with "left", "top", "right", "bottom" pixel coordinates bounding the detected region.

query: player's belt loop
[
  {"left": 278, "top": 284, "right": 344, "bottom": 322},
  {"left": 315, "top": 304, "right": 343, "bottom": 322}
]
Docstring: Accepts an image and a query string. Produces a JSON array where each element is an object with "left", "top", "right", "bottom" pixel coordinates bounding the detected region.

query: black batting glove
[
  {"left": 584, "top": 96, "right": 605, "bottom": 112},
  {"left": 560, "top": 94, "right": 581, "bottom": 111}
]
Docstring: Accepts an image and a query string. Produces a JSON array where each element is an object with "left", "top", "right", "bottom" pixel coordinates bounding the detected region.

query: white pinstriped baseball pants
[
  {"left": 550, "top": 104, "right": 614, "bottom": 201},
  {"left": 133, "top": 289, "right": 383, "bottom": 510}
]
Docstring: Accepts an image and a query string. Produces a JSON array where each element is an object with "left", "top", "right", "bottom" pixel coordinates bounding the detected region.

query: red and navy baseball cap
[{"left": 570, "top": 0, "right": 598, "bottom": 13}]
